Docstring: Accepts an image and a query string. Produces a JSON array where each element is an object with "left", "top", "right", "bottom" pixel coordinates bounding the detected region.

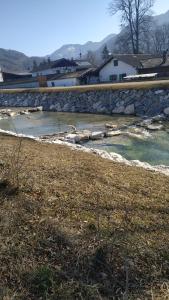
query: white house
[
  {"left": 47, "top": 69, "right": 94, "bottom": 87},
  {"left": 98, "top": 54, "right": 153, "bottom": 83},
  {"left": 32, "top": 58, "right": 78, "bottom": 77}
]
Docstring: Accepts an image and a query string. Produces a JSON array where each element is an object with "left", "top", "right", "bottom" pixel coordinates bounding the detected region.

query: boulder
[
  {"left": 28, "top": 106, "right": 43, "bottom": 113},
  {"left": 37, "top": 106, "right": 43, "bottom": 111},
  {"left": 90, "top": 131, "right": 104, "bottom": 140},
  {"left": 76, "top": 130, "right": 91, "bottom": 142},
  {"left": 152, "top": 114, "right": 165, "bottom": 122},
  {"left": 65, "top": 134, "right": 80, "bottom": 144},
  {"left": 112, "top": 106, "right": 124, "bottom": 114},
  {"left": 147, "top": 124, "right": 163, "bottom": 131},
  {"left": 105, "top": 130, "right": 122, "bottom": 137},
  {"left": 164, "top": 107, "right": 169, "bottom": 115},
  {"left": 139, "top": 119, "right": 152, "bottom": 127},
  {"left": 124, "top": 104, "right": 135, "bottom": 115},
  {"left": 20, "top": 110, "right": 29, "bottom": 115},
  {"left": 155, "top": 90, "right": 164, "bottom": 95},
  {"left": 105, "top": 123, "right": 118, "bottom": 130}
]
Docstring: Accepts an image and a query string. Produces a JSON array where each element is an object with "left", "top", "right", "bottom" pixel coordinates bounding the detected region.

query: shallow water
[
  {"left": 86, "top": 131, "right": 169, "bottom": 165},
  {"left": 0, "top": 111, "right": 169, "bottom": 165},
  {"left": 0, "top": 111, "right": 136, "bottom": 136}
]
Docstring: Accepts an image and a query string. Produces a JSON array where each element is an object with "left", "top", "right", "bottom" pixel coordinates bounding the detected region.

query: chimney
[{"left": 162, "top": 49, "right": 168, "bottom": 64}]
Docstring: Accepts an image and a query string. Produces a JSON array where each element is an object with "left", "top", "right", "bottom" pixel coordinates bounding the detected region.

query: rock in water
[
  {"left": 147, "top": 124, "right": 163, "bottom": 131},
  {"left": 65, "top": 134, "right": 80, "bottom": 143},
  {"left": 90, "top": 131, "right": 104, "bottom": 140},
  {"left": 105, "top": 123, "right": 118, "bottom": 130},
  {"left": 105, "top": 130, "right": 122, "bottom": 137}
]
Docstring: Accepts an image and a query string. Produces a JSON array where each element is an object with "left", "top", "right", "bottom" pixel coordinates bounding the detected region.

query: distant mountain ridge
[
  {"left": 0, "top": 10, "right": 169, "bottom": 73},
  {"left": 154, "top": 10, "right": 169, "bottom": 25},
  {"left": 49, "top": 34, "right": 116, "bottom": 60},
  {"left": 0, "top": 48, "right": 44, "bottom": 73}
]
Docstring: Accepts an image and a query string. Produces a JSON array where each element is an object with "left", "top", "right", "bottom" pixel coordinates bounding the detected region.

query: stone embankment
[{"left": 0, "top": 87, "right": 169, "bottom": 117}]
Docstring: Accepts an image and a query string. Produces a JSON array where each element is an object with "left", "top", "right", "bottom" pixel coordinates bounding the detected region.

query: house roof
[
  {"left": 32, "top": 58, "right": 78, "bottom": 72},
  {"left": 140, "top": 57, "right": 169, "bottom": 68},
  {"left": 75, "top": 60, "right": 94, "bottom": 68},
  {"left": 98, "top": 54, "right": 155, "bottom": 71},
  {"left": 47, "top": 68, "right": 95, "bottom": 81},
  {"left": 0, "top": 77, "right": 38, "bottom": 86},
  {"left": 51, "top": 58, "right": 77, "bottom": 68},
  {"left": 1, "top": 71, "right": 32, "bottom": 82}
]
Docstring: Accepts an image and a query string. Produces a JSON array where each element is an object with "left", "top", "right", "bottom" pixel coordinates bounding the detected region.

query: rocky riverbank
[
  {"left": 0, "top": 106, "right": 42, "bottom": 119},
  {"left": 1, "top": 114, "right": 169, "bottom": 176},
  {"left": 40, "top": 113, "right": 169, "bottom": 144}
]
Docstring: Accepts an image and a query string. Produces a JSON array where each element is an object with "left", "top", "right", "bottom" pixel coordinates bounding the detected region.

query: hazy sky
[{"left": 0, "top": 0, "right": 168, "bottom": 56}]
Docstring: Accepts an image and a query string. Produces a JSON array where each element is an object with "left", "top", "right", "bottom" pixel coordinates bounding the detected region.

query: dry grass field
[{"left": 0, "top": 133, "right": 169, "bottom": 299}]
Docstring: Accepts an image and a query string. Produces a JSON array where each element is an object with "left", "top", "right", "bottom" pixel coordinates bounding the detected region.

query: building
[
  {"left": 0, "top": 77, "right": 39, "bottom": 89},
  {"left": 138, "top": 56, "right": 169, "bottom": 77},
  {"left": 32, "top": 58, "right": 94, "bottom": 77},
  {"left": 0, "top": 69, "right": 39, "bottom": 89},
  {"left": 98, "top": 54, "right": 153, "bottom": 83},
  {"left": 0, "top": 59, "right": 95, "bottom": 89},
  {"left": 47, "top": 68, "right": 95, "bottom": 87},
  {"left": 32, "top": 58, "right": 78, "bottom": 77},
  {"left": 74, "top": 60, "right": 94, "bottom": 70},
  {"left": 0, "top": 70, "right": 32, "bottom": 83}
]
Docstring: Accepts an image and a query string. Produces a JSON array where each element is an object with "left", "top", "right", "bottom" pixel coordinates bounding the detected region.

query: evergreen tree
[
  {"left": 32, "top": 60, "right": 38, "bottom": 71},
  {"left": 102, "top": 45, "right": 109, "bottom": 62}
]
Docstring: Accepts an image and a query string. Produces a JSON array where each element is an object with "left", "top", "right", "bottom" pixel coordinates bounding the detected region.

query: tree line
[{"left": 86, "top": 0, "right": 169, "bottom": 65}]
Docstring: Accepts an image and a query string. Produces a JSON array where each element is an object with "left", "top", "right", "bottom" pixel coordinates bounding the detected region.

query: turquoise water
[
  {"left": 0, "top": 111, "right": 169, "bottom": 165},
  {"left": 86, "top": 131, "right": 169, "bottom": 165}
]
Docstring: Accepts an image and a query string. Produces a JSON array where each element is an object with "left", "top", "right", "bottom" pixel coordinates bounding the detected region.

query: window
[
  {"left": 109, "top": 74, "right": 117, "bottom": 81},
  {"left": 114, "top": 60, "right": 118, "bottom": 67},
  {"left": 51, "top": 82, "right": 55, "bottom": 87},
  {"left": 119, "top": 73, "right": 126, "bottom": 81}
]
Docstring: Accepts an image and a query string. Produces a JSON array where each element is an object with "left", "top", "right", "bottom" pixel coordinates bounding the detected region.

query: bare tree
[
  {"left": 152, "top": 24, "right": 169, "bottom": 54},
  {"left": 113, "top": 28, "right": 133, "bottom": 53},
  {"left": 109, "top": 0, "right": 155, "bottom": 54}
]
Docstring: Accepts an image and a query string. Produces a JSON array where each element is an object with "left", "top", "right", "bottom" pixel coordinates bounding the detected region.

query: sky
[{"left": 0, "top": 0, "right": 168, "bottom": 57}]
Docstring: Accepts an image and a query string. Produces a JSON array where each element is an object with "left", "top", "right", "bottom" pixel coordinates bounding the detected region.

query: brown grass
[
  {"left": 0, "top": 79, "right": 169, "bottom": 94},
  {"left": 0, "top": 133, "right": 169, "bottom": 299}
]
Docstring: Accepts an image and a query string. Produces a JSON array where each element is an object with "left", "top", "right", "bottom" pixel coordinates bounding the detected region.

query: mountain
[
  {"left": 0, "top": 49, "right": 44, "bottom": 73},
  {"left": 0, "top": 9, "right": 169, "bottom": 73},
  {"left": 154, "top": 10, "right": 169, "bottom": 26},
  {"left": 0, "top": 34, "right": 116, "bottom": 73},
  {"left": 49, "top": 34, "right": 116, "bottom": 60}
]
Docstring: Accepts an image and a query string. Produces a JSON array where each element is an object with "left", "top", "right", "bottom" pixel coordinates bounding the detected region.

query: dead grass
[
  {"left": 0, "top": 133, "right": 169, "bottom": 299},
  {"left": 0, "top": 79, "right": 169, "bottom": 94}
]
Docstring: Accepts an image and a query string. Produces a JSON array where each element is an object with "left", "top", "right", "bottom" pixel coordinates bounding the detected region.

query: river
[{"left": 0, "top": 111, "right": 169, "bottom": 166}]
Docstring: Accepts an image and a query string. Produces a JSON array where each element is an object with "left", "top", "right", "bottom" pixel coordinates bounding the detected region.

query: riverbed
[{"left": 0, "top": 111, "right": 169, "bottom": 165}]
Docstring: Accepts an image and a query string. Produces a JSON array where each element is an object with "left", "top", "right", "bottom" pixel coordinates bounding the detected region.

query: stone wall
[{"left": 0, "top": 87, "right": 169, "bottom": 117}]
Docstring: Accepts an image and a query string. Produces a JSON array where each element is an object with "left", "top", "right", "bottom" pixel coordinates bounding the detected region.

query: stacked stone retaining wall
[{"left": 0, "top": 88, "right": 169, "bottom": 116}]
